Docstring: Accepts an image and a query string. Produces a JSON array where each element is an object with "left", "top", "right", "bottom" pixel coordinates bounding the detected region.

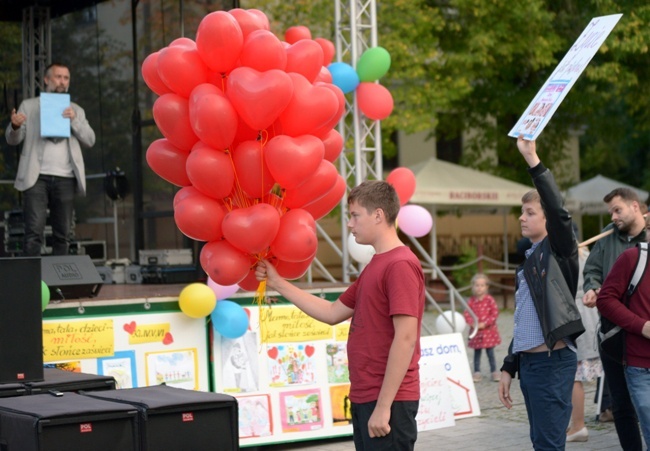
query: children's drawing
[
  {"left": 325, "top": 343, "right": 349, "bottom": 383},
  {"left": 279, "top": 388, "right": 324, "bottom": 433},
  {"left": 237, "top": 394, "right": 273, "bottom": 438},
  {"left": 267, "top": 343, "right": 316, "bottom": 387}
]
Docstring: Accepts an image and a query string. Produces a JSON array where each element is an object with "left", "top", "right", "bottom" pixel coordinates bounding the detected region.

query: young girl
[{"left": 463, "top": 273, "right": 501, "bottom": 382}]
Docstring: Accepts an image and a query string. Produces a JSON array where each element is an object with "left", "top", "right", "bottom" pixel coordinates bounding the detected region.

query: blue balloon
[
  {"left": 327, "top": 62, "right": 360, "bottom": 94},
  {"left": 210, "top": 300, "right": 249, "bottom": 339}
]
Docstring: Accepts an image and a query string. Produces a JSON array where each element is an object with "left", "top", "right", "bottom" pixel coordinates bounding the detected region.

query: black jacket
[{"left": 501, "top": 163, "right": 585, "bottom": 377}]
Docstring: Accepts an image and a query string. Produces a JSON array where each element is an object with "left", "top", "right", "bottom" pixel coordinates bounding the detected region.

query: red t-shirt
[{"left": 339, "top": 246, "right": 425, "bottom": 403}]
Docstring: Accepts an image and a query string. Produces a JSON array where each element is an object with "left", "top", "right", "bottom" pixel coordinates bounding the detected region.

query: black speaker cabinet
[
  {"left": 41, "top": 255, "right": 103, "bottom": 300},
  {"left": 0, "top": 257, "right": 43, "bottom": 384},
  {"left": 0, "top": 392, "right": 138, "bottom": 451},
  {"left": 84, "top": 385, "right": 239, "bottom": 451},
  {"left": 26, "top": 368, "right": 116, "bottom": 395}
]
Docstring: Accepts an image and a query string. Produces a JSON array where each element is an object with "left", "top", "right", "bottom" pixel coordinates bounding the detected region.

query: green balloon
[
  {"left": 41, "top": 280, "right": 50, "bottom": 311},
  {"left": 356, "top": 46, "right": 391, "bottom": 82}
]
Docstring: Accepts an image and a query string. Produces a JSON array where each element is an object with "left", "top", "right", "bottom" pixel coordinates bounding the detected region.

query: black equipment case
[
  {"left": 84, "top": 385, "right": 239, "bottom": 451},
  {"left": 0, "top": 392, "right": 138, "bottom": 451},
  {"left": 26, "top": 368, "right": 116, "bottom": 395}
]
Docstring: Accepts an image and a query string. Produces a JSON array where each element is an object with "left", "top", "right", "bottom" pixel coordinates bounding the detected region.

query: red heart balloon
[
  {"left": 270, "top": 209, "right": 318, "bottom": 262},
  {"left": 277, "top": 73, "right": 339, "bottom": 137},
  {"left": 226, "top": 67, "right": 293, "bottom": 131},
  {"left": 200, "top": 240, "right": 251, "bottom": 286},
  {"left": 282, "top": 160, "right": 338, "bottom": 208},
  {"left": 315, "top": 38, "right": 335, "bottom": 66},
  {"left": 232, "top": 140, "right": 275, "bottom": 199},
  {"left": 173, "top": 187, "right": 227, "bottom": 242},
  {"left": 152, "top": 94, "right": 199, "bottom": 151},
  {"left": 196, "top": 11, "right": 243, "bottom": 74},
  {"left": 302, "top": 175, "right": 347, "bottom": 220},
  {"left": 145, "top": 139, "right": 191, "bottom": 187},
  {"left": 285, "top": 25, "right": 311, "bottom": 44},
  {"left": 314, "top": 66, "right": 333, "bottom": 84},
  {"left": 285, "top": 39, "right": 323, "bottom": 83},
  {"left": 321, "top": 129, "right": 344, "bottom": 163},
  {"left": 228, "top": 8, "right": 270, "bottom": 39},
  {"left": 357, "top": 82, "right": 394, "bottom": 120},
  {"left": 240, "top": 30, "right": 286, "bottom": 72},
  {"left": 311, "top": 82, "right": 346, "bottom": 138},
  {"left": 186, "top": 142, "right": 235, "bottom": 200},
  {"left": 222, "top": 203, "right": 281, "bottom": 254},
  {"left": 264, "top": 134, "right": 324, "bottom": 190},
  {"left": 273, "top": 256, "right": 314, "bottom": 280},
  {"left": 157, "top": 45, "right": 209, "bottom": 98},
  {"left": 188, "top": 84, "right": 238, "bottom": 150},
  {"left": 141, "top": 52, "right": 172, "bottom": 96}
]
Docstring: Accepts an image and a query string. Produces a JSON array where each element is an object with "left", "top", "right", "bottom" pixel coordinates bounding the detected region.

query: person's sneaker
[
  {"left": 473, "top": 372, "right": 482, "bottom": 382},
  {"left": 492, "top": 371, "right": 501, "bottom": 382},
  {"left": 566, "top": 427, "right": 588, "bottom": 442},
  {"left": 599, "top": 409, "right": 614, "bottom": 422}
]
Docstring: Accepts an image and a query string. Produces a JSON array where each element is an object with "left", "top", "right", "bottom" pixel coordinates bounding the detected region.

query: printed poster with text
[{"left": 508, "top": 14, "right": 622, "bottom": 140}]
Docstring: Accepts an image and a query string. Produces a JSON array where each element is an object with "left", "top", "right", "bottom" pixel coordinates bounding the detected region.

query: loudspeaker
[
  {"left": 0, "top": 257, "right": 44, "bottom": 384},
  {"left": 41, "top": 255, "right": 103, "bottom": 300}
]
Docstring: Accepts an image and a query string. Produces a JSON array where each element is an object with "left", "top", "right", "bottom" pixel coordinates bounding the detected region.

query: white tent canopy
[
  {"left": 410, "top": 158, "right": 532, "bottom": 208},
  {"left": 565, "top": 174, "right": 649, "bottom": 215},
  {"left": 409, "top": 158, "right": 532, "bottom": 264}
]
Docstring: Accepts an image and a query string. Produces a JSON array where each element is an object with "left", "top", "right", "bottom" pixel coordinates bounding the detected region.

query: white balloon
[
  {"left": 435, "top": 310, "right": 466, "bottom": 334},
  {"left": 347, "top": 233, "right": 375, "bottom": 264}
]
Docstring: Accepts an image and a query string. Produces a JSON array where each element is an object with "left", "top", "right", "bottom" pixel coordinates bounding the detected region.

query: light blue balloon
[
  {"left": 327, "top": 62, "right": 360, "bottom": 94},
  {"left": 211, "top": 300, "right": 249, "bottom": 339}
]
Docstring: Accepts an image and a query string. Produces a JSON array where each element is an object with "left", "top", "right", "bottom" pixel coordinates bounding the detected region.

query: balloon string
[
  {"left": 254, "top": 280, "right": 267, "bottom": 308},
  {"left": 225, "top": 146, "right": 250, "bottom": 209}
]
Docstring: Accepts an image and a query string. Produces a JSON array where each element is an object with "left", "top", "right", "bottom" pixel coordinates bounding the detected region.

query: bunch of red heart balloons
[{"left": 142, "top": 8, "right": 347, "bottom": 289}]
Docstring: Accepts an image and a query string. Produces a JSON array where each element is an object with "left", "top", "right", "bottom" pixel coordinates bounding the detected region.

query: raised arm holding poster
[{"left": 508, "top": 14, "right": 622, "bottom": 140}]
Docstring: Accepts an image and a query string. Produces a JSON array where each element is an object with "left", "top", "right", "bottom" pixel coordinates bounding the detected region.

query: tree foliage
[{"left": 247, "top": 0, "right": 650, "bottom": 191}]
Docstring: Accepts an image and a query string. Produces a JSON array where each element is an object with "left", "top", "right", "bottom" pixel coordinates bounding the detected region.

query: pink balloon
[
  {"left": 357, "top": 82, "right": 394, "bottom": 120},
  {"left": 146, "top": 139, "right": 191, "bottom": 187},
  {"left": 264, "top": 134, "right": 324, "bottom": 190},
  {"left": 226, "top": 67, "right": 294, "bottom": 131},
  {"left": 196, "top": 11, "right": 244, "bottom": 73},
  {"left": 186, "top": 142, "right": 235, "bottom": 200},
  {"left": 188, "top": 84, "right": 238, "bottom": 150},
  {"left": 386, "top": 167, "right": 416, "bottom": 206},
  {"left": 285, "top": 39, "right": 323, "bottom": 83},
  {"left": 240, "top": 30, "right": 287, "bottom": 72},
  {"left": 397, "top": 204, "right": 433, "bottom": 238},
  {"left": 152, "top": 94, "right": 199, "bottom": 151},
  {"left": 141, "top": 52, "right": 172, "bottom": 96},
  {"left": 207, "top": 277, "right": 240, "bottom": 300}
]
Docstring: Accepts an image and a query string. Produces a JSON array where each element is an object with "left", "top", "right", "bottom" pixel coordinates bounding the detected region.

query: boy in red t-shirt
[{"left": 256, "top": 180, "right": 425, "bottom": 451}]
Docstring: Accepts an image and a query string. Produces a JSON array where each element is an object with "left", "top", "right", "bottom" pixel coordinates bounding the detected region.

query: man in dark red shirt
[{"left": 597, "top": 242, "right": 650, "bottom": 448}]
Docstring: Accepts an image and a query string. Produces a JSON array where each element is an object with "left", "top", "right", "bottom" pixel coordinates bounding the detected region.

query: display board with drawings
[{"left": 212, "top": 301, "right": 480, "bottom": 447}]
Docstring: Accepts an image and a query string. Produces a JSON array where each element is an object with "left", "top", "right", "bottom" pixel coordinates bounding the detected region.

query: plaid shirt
[
  {"left": 513, "top": 242, "right": 575, "bottom": 353},
  {"left": 513, "top": 243, "right": 546, "bottom": 353}
]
